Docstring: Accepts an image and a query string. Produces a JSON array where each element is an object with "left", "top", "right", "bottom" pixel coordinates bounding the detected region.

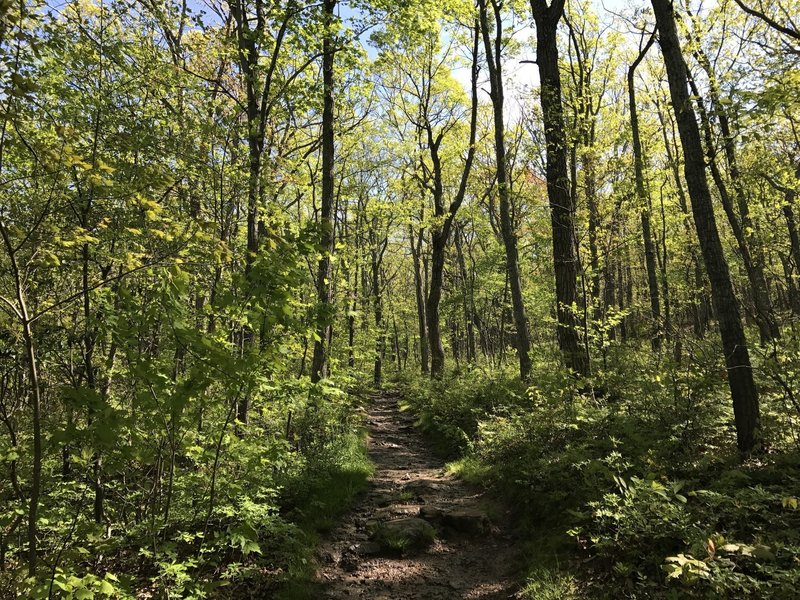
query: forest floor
[{"left": 315, "top": 390, "right": 518, "bottom": 600}]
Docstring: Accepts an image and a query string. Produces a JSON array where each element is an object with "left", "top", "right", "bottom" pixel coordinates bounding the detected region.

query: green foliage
[
  {"left": 2, "top": 0, "right": 800, "bottom": 596},
  {"left": 398, "top": 366, "right": 527, "bottom": 457},
  {"left": 400, "top": 339, "right": 800, "bottom": 599},
  {"left": 520, "top": 568, "right": 580, "bottom": 600}
]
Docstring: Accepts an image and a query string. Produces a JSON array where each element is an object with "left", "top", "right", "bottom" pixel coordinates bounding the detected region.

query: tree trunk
[
  {"left": 687, "top": 28, "right": 778, "bottom": 342},
  {"left": 231, "top": 0, "right": 263, "bottom": 422},
  {"left": 455, "top": 225, "right": 477, "bottom": 362},
  {"left": 0, "top": 223, "right": 42, "bottom": 576},
  {"left": 651, "top": 0, "right": 761, "bottom": 453},
  {"left": 531, "top": 0, "right": 589, "bottom": 376},
  {"left": 481, "top": 0, "right": 532, "bottom": 380},
  {"left": 410, "top": 225, "right": 429, "bottom": 374},
  {"left": 427, "top": 218, "right": 447, "bottom": 377},
  {"left": 371, "top": 219, "right": 384, "bottom": 387},
  {"left": 628, "top": 33, "right": 662, "bottom": 350},
  {"left": 686, "top": 74, "right": 778, "bottom": 345},
  {"left": 423, "top": 23, "right": 479, "bottom": 379},
  {"left": 311, "top": 0, "right": 338, "bottom": 383}
]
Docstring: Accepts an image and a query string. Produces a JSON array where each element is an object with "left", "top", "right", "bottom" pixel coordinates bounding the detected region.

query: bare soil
[{"left": 316, "top": 390, "right": 517, "bottom": 599}]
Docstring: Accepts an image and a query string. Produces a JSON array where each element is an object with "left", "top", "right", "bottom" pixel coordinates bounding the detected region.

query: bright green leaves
[{"left": 36, "top": 571, "right": 124, "bottom": 600}]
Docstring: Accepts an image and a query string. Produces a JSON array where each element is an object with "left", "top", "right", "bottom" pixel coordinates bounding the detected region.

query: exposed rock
[
  {"left": 339, "top": 548, "right": 360, "bottom": 572},
  {"left": 351, "top": 541, "right": 382, "bottom": 556},
  {"left": 401, "top": 479, "right": 445, "bottom": 496},
  {"left": 419, "top": 505, "right": 443, "bottom": 521},
  {"left": 372, "top": 494, "right": 394, "bottom": 507},
  {"left": 320, "top": 549, "right": 340, "bottom": 564},
  {"left": 372, "top": 504, "right": 420, "bottom": 521},
  {"left": 441, "top": 507, "right": 490, "bottom": 535}
]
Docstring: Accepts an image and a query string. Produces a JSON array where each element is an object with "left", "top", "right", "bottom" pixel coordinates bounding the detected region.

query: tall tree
[
  {"left": 651, "top": 0, "right": 761, "bottom": 452},
  {"left": 628, "top": 31, "right": 662, "bottom": 350},
  {"left": 424, "top": 23, "right": 480, "bottom": 379},
  {"left": 311, "top": 0, "right": 338, "bottom": 382},
  {"left": 682, "top": 9, "right": 779, "bottom": 344},
  {"left": 479, "top": 0, "right": 533, "bottom": 380},
  {"left": 530, "top": 0, "right": 589, "bottom": 377}
]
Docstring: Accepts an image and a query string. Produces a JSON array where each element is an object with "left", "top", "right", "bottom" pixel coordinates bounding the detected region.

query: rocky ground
[{"left": 316, "top": 390, "right": 518, "bottom": 600}]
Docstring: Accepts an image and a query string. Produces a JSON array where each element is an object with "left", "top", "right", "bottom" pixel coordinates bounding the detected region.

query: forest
[{"left": 1, "top": 0, "right": 800, "bottom": 597}]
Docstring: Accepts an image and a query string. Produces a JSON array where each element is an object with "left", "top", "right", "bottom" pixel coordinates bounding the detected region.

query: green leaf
[
  {"left": 74, "top": 587, "right": 94, "bottom": 600},
  {"left": 97, "top": 580, "right": 115, "bottom": 596}
]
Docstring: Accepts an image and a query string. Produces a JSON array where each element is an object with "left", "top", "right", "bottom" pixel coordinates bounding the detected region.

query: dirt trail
[{"left": 316, "top": 390, "right": 517, "bottom": 599}]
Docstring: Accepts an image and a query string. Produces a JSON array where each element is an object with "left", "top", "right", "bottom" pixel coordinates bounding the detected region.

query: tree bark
[
  {"left": 370, "top": 216, "right": 387, "bottom": 387},
  {"left": 311, "top": 0, "right": 338, "bottom": 383},
  {"left": 480, "top": 0, "right": 532, "bottom": 380},
  {"left": 686, "top": 72, "right": 778, "bottom": 344},
  {"left": 651, "top": 0, "right": 761, "bottom": 453},
  {"left": 530, "top": 0, "right": 588, "bottom": 377},
  {"left": 409, "top": 224, "right": 430, "bottom": 374},
  {"left": 425, "top": 21, "right": 479, "bottom": 378},
  {"left": 628, "top": 32, "right": 662, "bottom": 350},
  {"left": 0, "top": 223, "right": 42, "bottom": 576},
  {"left": 455, "top": 224, "right": 477, "bottom": 363}
]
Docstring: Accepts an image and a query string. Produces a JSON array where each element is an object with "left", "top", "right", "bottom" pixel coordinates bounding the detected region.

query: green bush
[
  {"left": 573, "top": 474, "right": 800, "bottom": 598},
  {"left": 398, "top": 366, "right": 527, "bottom": 456},
  {"left": 398, "top": 341, "right": 800, "bottom": 599}
]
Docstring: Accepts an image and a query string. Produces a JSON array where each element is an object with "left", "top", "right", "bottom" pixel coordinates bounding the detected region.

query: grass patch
[
  {"left": 446, "top": 455, "right": 491, "bottom": 484},
  {"left": 274, "top": 428, "right": 374, "bottom": 599},
  {"left": 520, "top": 567, "right": 580, "bottom": 600}
]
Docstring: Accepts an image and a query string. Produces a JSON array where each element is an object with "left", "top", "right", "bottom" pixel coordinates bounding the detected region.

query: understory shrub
[
  {"left": 2, "top": 377, "right": 371, "bottom": 599},
  {"left": 399, "top": 341, "right": 800, "bottom": 599}
]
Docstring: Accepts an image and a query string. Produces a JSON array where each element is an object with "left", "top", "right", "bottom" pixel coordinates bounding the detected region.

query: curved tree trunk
[{"left": 425, "top": 22, "right": 479, "bottom": 379}]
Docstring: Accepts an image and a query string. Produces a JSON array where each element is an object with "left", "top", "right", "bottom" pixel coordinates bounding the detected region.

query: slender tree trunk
[
  {"left": 410, "top": 225, "right": 429, "bottom": 374},
  {"left": 766, "top": 169, "right": 800, "bottom": 312},
  {"left": 424, "top": 23, "right": 479, "bottom": 379},
  {"left": 686, "top": 29, "right": 778, "bottom": 342},
  {"left": 311, "top": 0, "right": 338, "bottom": 383},
  {"left": 652, "top": 0, "right": 761, "bottom": 453},
  {"left": 393, "top": 317, "right": 402, "bottom": 371},
  {"left": 784, "top": 200, "right": 800, "bottom": 279},
  {"left": 348, "top": 260, "right": 357, "bottom": 369},
  {"left": 687, "top": 75, "right": 778, "bottom": 345},
  {"left": 455, "top": 225, "right": 477, "bottom": 362},
  {"left": 481, "top": 0, "right": 532, "bottom": 380},
  {"left": 427, "top": 222, "right": 447, "bottom": 377},
  {"left": 779, "top": 253, "right": 800, "bottom": 314},
  {"left": 231, "top": 0, "right": 262, "bottom": 422},
  {"left": 628, "top": 33, "right": 662, "bottom": 350},
  {"left": 656, "top": 93, "right": 709, "bottom": 339},
  {"left": 82, "top": 243, "right": 105, "bottom": 523},
  {"left": 658, "top": 183, "right": 673, "bottom": 341},
  {"left": 371, "top": 221, "right": 384, "bottom": 387},
  {"left": 22, "top": 317, "right": 41, "bottom": 577},
  {"left": 0, "top": 223, "right": 42, "bottom": 576},
  {"left": 586, "top": 153, "right": 601, "bottom": 312}
]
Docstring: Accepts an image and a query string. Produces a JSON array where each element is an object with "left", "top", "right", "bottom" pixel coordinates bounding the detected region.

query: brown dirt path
[{"left": 316, "top": 390, "right": 517, "bottom": 599}]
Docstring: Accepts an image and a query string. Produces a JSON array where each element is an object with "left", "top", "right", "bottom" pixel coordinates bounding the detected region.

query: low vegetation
[{"left": 400, "top": 352, "right": 800, "bottom": 598}]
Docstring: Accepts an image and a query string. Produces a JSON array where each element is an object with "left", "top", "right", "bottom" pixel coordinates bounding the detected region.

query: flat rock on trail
[{"left": 316, "top": 391, "right": 517, "bottom": 599}]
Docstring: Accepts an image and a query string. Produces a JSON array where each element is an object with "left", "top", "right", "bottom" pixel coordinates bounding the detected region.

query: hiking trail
[{"left": 316, "top": 390, "right": 517, "bottom": 599}]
